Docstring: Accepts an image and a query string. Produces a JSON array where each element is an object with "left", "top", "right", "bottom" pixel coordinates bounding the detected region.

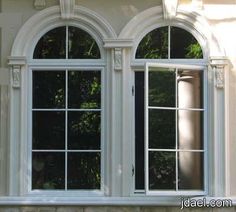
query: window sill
[{"left": 0, "top": 196, "right": 235, "bottom": 206}]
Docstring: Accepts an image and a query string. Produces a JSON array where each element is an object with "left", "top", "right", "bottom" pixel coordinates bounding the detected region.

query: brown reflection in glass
[
  {"left": 170, "top": 26, "right": 203, "bottom": 59},
  {"left": 68, "top": 112, "right": 101, "bottom": 150},
  {"left": 177, "top": 70, "right": 203, "bottom": 109},
  {"left": 178, "top": 152, "right": 203, "bottom": 190},
  {"left": 178, "top": 110, "right": 203, "bottom": 150},
  {"left": 149, "top": 151, "right": 176, "bottom": 190},
  {"left": 33, "top": 111, "right": 65, "bottom": 150},
  {"left": 67, "top": 152, "right": 101, "bottom": 189},
  {"left": 149, "top": 69, "right": 176, "bottom": 107},
  {"left": 136, "top": 27, "right": 168, "bottom": 59},
  {"left": 32, "top": 152, "right": 65, "bottom": 189},
  {"left": 149, "top": 109, "right": 175, "bottom": 149},
  {"left": 33, "top": 71, "right": 65, "bottom": 109},
  {"left": 68, "top": 26, "right": 101, "bottom": 59},
  {"left": 68, "top": 71, "right": 101, "bottom": 109},
  {"left": 33, "top": 27, "right": 66, "bottom": 59}
]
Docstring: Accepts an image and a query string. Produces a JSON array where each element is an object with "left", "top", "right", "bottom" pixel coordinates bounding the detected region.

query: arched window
[
  {"left": 31, "top": 26, "right": 103, "bottom": 191},
  {"left": 136, "top": 26, "right": 203, "bottom": 59},
  {"left": 134, "top": 26, "right": 206, "bottom": 195}
]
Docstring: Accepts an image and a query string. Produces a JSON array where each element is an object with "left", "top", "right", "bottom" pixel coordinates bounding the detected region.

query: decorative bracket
[
  {"left": 192, "top": 0, "right": 203, "bottom": 10},
  {"left": 8, "top": 56, "right": 26, "bottom": 89},
  {"left": 60, "top": 0, "right": 75, "bottom": 20},
  {"left": 114, "top": 48, "right": 122, "bottom": 71},
  {"left": 34, "top": 0, "right": 46, "bottom": 10},
  {"left": 210, "top": 57, "right": 228, "bottom": 89},
  {"left": 162, "top": 0, "right": 179, "bottom": 20}
]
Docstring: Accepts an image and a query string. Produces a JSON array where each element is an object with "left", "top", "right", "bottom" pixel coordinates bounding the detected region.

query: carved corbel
[
  {"left": 8, "top": 56, "right": 26, "bottom": 89},
  {"left": 114, "top": 48, "right": 122, "bottom": 71},
  {"left": 210, "top": 57, "right": 228, "bottom": 89},
  {"left": 162, "top": 0, "right": 179, "bottom": 20},
  {"left": 34, "top": 0, "right": 46, "bottom": 10},
  {"left": 60, "top": 0, "right": 75, "bottom": 20}
]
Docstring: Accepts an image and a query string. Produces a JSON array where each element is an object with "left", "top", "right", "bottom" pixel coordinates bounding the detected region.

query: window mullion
[
  {"left": 168, "top": 26, "right": 171, "bottom": 59},
  {"left": 65, "top": 69, "right": 68, "bottom": 190},
  {"left": 175, "top": 68, "right": 178, "bottom": 192},
  {"left": 66, "top": 26, "right": 69, "bottom": 59}
]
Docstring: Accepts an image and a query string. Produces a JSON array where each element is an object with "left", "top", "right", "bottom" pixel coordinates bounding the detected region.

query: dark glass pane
[
  {"left": 177, "top": 69, "right": 203, "bottom": 109},
  {"left": 32, "top": 152, "right": 65, "bottom": 189},
  {"left": 67, "top": 152, "right": 100, "bottom": 189},
  {"left": 33, "top": 27, "right": 66, "bottom": 59},
  {"left": 33, "top": 71, "right": 65, "bottom": 109},
  {"left": 178, "top": 152, "right": 203, "bottom": 190},
  {"left": 178, "top": 110, "right": 203, "bottom": 150},
  {"left": 149, "top": 151, "right": 176, "bottom": 190},
  {"left": 149, "top": 69, "right": 176, "bottom": 107},
  {"left": 33, "top": 111, "right": 65, "bottom": 150},
  {"left": 68, "top": 71, "right": 101, "bottom": 109},
  {"left": 68, "top": 112, "right": 101, "bottom": 150},
  {"left": 68, "top": 26, "right": 101, "bottom": 59},
  {"left": 170, "top": 26, "right": 203, "bottom": 59},
  {"left": 136, "top": 27, "right": 168, "bottom": 59},
  {"left": 149, "top": 109, "right": 176, "bottom": 149},
  {"left": 135, "top": 72, "right": 145, "bottom": 189}
]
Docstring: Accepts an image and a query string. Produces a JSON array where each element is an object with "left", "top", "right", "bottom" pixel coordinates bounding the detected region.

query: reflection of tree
[
  {"left": 136, "top": 27, "right": 168, "bottom": 59},
  {"left": 32, "top": 70, "right": 101, "bottom": 189},
  {"left": 149, "top": 152, "right": 175, "bottom": 190},
  {"left": 68, "top": 27, "right": 100, "bottom": 59},
  {"left": 136, "top": 26, "right": 203, "bottom": 59},
  {"left": 68, "top": 71, "right": 101, "bottom": 109},
  {"left": 33, "top": 27, "right": 66, "bottom": 59}
]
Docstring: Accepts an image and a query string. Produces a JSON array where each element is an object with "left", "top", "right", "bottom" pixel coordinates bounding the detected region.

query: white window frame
[
  {"left": 27, "top": 65, "right": 105, "bottom": 196},
  {"left": 144, "top": 62, "right": 208, "bottom": 196}
]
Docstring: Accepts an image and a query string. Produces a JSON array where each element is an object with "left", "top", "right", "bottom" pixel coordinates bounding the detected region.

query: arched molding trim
[
  {"left": 10, "top": 5, "right": 117, "bottom": 58},
  {"left": 119, "top": 6, "right": 225, "bottom": 59}
]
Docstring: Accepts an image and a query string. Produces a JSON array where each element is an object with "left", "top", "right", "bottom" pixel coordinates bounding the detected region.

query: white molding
[
  {"left": 103, "top": 39, "right": 133, "bottom": 48},
  {"left": 162, "top": 0, "right": 179, "bottom": 20},
  {"left": 209, "top": 57, "right": 228, "bottom": 89},
  {"left": 119, "top": 6, "right": 225, "bottom": 58},
  {"left": 10, "top": 6, "right": 116, "bottom": 58},
  {"left": 59, "top": 0, "right": 75, "bottom": 20},
  {"left": 34, "top": 0, "right": 46, "bottom": 10}
]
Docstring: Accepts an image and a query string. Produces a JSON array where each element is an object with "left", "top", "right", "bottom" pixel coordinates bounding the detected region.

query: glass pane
[
  {"left": 178, "top": 110, "right": 203, "bottom": 150},
  {"left": 178, "top": 152, "right": 203, "bottom": 190},
  {"left": 135, "top": 72, "right": 145, "bottom": 189},
  {"left": 32, "top": 152, "right": 65, "bottom": 189},
  {"left": 177, "top": 69, "right": 203, "bottom": 109},
  {"left": 136, "top": 27, "right": 168, "bottom": 59},
  {"left": 149, "top": 69, "right": 176, "bottom": 107},
  {"left": 68, "top": 26, "right": 101, "bottom": 59},
  {"left": 33, "top": 111, "right": 65, "bottom": 150},
  {"left": 149, "top": 109, "right": 175, "bottom": 149},
  {"left": 33, "top": 71, "right": 65, "bottom": 109},
  {"left": 149, "top": 151, "right": 176, "bottom": 190},
  {"left": 170, "top": 26, "right": 203, "bottom": 59},
  {"left": 67, "top": 152, "right": 101, "bottom": 189},
  {"left": 68, "top": 71, "right": 101, "bottom": 109},
  {"left": 68, "top": 112, "right": 101, "bottom": 150},
  {"left": 33, "top": 27, "right": 66, "bottom": 59}
]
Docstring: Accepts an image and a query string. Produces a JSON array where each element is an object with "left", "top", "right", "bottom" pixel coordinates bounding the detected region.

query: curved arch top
[
  {"left": 119, "top": 6, "right": 225, "bottom": 57},
  {"left": 11, "top": 5, "right": 117, "bottom": 57}
]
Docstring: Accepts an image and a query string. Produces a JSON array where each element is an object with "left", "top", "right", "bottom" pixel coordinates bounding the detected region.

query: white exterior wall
[{"left": 0, "top": 0, "right": 236, "bottom": 209}]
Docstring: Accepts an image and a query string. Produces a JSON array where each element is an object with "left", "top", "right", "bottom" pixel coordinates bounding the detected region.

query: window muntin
[
  {"left": 33, "top": 26, "right": 101, "bottom": 59},
  {"left": 135, "top": 26, "right": 203, "bottom": 59},
  {"left": 146, "top": 65, "right": 204, "bottom": 193},
  {"left": 32, "top": 70, "right": 102, "bottom": 190}
]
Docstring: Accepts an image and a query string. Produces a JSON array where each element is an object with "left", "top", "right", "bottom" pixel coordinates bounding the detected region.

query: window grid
[
  {"left": 146, "top": 65, "right": 204, "bottom": 193},
  {"left": 31, "top": 69, "right": 102, "bottom": 191}
]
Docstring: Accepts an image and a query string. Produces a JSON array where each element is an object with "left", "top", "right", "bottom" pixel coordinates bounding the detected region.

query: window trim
[
  {"left": 26, "top": 65, "right": 106, "bottom": 196},
  {"left": 143, "top": 62, "right": 208, "bottom": 196}
]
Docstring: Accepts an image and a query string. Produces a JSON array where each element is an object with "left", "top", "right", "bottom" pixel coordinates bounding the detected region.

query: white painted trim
[
  {"left": 60, "top": 0, "right": 75, "bottom": 20},
  {"left": 10, "top": 5, "right": 116, "bottom": 58},
  {"left": 162, "top": 0, "right": 179, "bottom": 20}
]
